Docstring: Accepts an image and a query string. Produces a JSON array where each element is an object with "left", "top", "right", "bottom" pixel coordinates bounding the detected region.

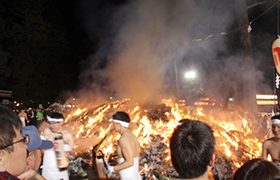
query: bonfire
[{"left": 62, "top": 99, "right": 265, "bottom": 180}]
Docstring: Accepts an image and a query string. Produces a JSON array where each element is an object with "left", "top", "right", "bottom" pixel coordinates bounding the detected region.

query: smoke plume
[{"left": 74, "top": 0, "right": 274, "bottom": 109}]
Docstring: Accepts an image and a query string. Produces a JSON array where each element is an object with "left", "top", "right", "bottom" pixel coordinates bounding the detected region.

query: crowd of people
[
  {"left": 1, "top": 104, "right": 280, "bottom": 180},
  {"left": 0, "top": 105, "right": 74, "bottom": 180}
]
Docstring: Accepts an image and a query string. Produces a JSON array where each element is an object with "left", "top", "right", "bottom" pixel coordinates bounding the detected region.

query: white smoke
[{"left": 74, "top": 0, "right": 274, "bottom": 109}]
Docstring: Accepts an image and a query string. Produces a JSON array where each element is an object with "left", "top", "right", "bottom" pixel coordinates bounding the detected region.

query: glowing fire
[{"left": 64, "top": 99, "right": 264, "bottom": 178}]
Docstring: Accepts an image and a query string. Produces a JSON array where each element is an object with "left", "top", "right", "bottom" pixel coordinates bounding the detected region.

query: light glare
[{"left": 185, "top": 71, "right": 196, "bottom": 79}]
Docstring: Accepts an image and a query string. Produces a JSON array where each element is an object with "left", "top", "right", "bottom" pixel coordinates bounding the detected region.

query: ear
[
  {"left": 0, "top": 150, "right": 4, "bottom": 171},
  {"left": 209, "top": 153, "right": 215, "bottom": 167},
  {"left": 26, "top": 152, "right": 34, "bottom": 169},
  {"left": 0, "top": 150, "right": 4, "bottom": 161}
]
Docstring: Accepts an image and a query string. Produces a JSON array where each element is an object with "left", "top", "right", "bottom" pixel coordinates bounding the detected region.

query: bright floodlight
[{"left": 184, "top": 71, "right": 196, "bottom": 79}]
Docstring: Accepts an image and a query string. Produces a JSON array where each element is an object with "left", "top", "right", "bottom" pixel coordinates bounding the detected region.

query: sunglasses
[{"left": 0, "top": 135, "right": 29, "bottom": 150}]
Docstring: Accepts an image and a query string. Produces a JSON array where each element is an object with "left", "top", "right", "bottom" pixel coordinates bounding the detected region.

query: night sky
[{"left": 1, "top": 0, "right": 279, "bottom": 108}]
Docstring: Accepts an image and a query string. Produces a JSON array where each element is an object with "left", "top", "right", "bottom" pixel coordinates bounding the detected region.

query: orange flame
[{"left": 64, "top": 99, "right": 264, "bottom": 176}]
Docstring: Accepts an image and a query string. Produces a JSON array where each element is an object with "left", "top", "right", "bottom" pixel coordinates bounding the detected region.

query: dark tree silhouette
[{"left": 0, "top": 0, "right": 77, "bottom": 107}]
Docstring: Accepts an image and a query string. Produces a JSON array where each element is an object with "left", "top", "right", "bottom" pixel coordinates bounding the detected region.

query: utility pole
[
  {"left": 235, "top": 0, "right": 258, "bottom": 115},
  {"left": 173, "top": 58, "right": 179, "bottom": 101}
]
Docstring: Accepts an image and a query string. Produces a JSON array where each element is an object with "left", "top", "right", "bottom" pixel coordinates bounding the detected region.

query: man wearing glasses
[
  {"left": 0, "top": 105, "right": 29, "bottom": 179},
  {"left": 0, "top": 105, "right": 50, "bottom": 180}
]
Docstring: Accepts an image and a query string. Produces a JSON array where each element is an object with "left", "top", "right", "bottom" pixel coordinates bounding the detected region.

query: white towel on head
[{"left": 272, "top": 118, "right": 280, "bottom": 125}]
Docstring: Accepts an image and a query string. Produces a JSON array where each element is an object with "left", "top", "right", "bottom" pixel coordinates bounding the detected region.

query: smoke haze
[{"left": 73, "top": 0, "right": 274, "bottom": 108}]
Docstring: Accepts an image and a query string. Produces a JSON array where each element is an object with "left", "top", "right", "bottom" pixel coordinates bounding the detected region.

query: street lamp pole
[{"left": 173, "top": 58, "right": 179, "bottom": 101}]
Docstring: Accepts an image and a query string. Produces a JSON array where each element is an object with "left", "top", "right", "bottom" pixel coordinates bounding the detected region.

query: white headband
[
  {"left": 272, "top": 118, "right": 280, "bottom": 125},
  {"left": 47, "top": 116, "right": 63, "bottom": 122},
  {"left": 109, "top": 118, "right": 129, "bottom": 128},
  {"left": 174, "top": 121, "right": 183, "bottom": 128}
]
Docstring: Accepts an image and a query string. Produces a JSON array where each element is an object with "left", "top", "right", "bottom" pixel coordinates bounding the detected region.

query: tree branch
[{"left": 247, "top": 0, "right": 268, "bottom": 9}]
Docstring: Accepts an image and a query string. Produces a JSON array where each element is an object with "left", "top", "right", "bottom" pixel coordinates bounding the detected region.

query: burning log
[
  {"left": 63, "top": 100, "right": 264, "bottom": 180},
  {"left": 138, "top": 134, "right": 178, "bottom": 179}
]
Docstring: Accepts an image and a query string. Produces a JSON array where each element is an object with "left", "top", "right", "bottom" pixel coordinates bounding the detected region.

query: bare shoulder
[
  {"left": 122, "top": 131, "right": 136, "bottom": 139},
  {"left": 263, "top": 138, "right": 276, "bottom": 145},
  {"left": 265, "top": 137, "right": 275, "bottom": 142},
  {"left": 119, "top": 131, "right": 138, "bottom": 146},
  {"left": 119, "top": 132, "right": 132, "bottom": 142},
  {"left": 43, "top": 128, "right": 54, "bottom": 141},
  {"left": 61, "top": 130, "right": 72, "bottom": 136},
  {"left": 43, "top": 128, "right": 52, "bottom": 135},
  {"left": 61, "top": 130, "right": 74, "bottom": 141},
  {"left": 61, "top": 130, "right": 74, "bottom": 148}
]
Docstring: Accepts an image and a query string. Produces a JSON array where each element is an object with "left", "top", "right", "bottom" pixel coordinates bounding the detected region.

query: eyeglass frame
[{"left": 0, "top": 135, "right": 29, "bottom": 150}]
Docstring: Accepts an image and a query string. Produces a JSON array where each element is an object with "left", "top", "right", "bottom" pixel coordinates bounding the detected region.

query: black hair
[
  {"left": 270, "top": 114, "right": 280, "bottom": 135},
  {"left": 272, "top": 114, "right": 280, "bottom": 120},
  {"left": 233, "top": 158, "right": 280, "bottom": 180},
  {"left": 170, "top": 119, "right": 215, "bottom": 179},
  {"left": 0, "top": 105, "right": 22, "bottom": 152},
  {"left": 112, "top": 111, "right": 130, "bottom": 123},
  {"left": 46, "top": 112, "right": 64, "bottom": 120}
]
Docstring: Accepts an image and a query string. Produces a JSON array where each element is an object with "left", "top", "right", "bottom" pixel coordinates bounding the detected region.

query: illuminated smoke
[{"left": 74, "top": 0, "right": 274, "bottom": 110}]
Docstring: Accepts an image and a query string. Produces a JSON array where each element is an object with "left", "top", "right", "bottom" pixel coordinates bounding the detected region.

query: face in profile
[
  {"left": 272, "top": 124, "right": 280, "bottom": 138},
  {"left": 27, "top": 149, "right": 43, "bottom": 171},
  {"left": 0, "top": 128, "right": 28, "bottom": 176},
  {"left": 113, "top": 122, "right": 121, "bottom": 132}
]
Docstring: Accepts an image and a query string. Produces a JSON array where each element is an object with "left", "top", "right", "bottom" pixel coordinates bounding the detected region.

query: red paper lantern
[{"left": 272, "top": 37, "right": 280, "bottom": 74}]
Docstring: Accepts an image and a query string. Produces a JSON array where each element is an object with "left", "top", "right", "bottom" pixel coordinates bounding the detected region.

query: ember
[{"left": 62, "top": 99, "right": 264, "bottom": 180}]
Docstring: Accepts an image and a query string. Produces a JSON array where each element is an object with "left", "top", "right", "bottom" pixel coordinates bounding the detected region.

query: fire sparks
[{"left": 64, "top": 99, "right": 264, "bottom": 179}]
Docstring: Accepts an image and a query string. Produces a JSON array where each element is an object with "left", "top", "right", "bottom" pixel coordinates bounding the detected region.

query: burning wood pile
[{"left": 62, "top": 99, "right": 264, "bottom": 180}]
